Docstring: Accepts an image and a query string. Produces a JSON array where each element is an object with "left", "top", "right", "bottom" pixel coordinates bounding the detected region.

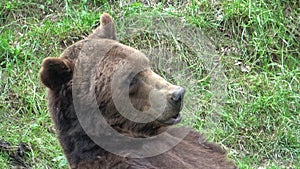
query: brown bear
[{"left": 40, "top": 13, "right": 236, "bottom": 169}]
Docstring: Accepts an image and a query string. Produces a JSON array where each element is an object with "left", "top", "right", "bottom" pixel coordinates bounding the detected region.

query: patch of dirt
[
  {"left": 59, "top": 32, "right": 88, "bottom": 49},
  {"left": 0, "top": 140, "right": 31, "bottom": 168}
]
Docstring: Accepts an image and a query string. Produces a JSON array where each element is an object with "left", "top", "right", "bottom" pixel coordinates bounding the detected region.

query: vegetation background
[{"left": 0, "top": 0, "right": 299, "bottom": 168}]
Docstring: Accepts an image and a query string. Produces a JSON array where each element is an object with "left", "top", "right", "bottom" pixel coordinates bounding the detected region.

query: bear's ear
[
  {"left": 40, "top": 57, "right": 73, "bottom": 90},
  {"left": 88, "top": 12, "right": 116, "bottom": 40}
]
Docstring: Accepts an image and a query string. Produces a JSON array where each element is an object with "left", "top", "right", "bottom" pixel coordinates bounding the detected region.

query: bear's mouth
[{"left": 159, "top": 113, "right": 182, "bottom": 125}]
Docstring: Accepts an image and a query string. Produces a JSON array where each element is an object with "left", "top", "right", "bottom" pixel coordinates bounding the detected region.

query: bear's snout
[{"left": 169, "top": 86, "right": 185, "bottom": 107}]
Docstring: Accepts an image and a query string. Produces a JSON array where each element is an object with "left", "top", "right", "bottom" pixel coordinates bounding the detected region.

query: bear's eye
[
  {"left": 129, "top": 77, "right": 138, "bottom": 87},
  {"left": 127, "top": 72, "right": 137, "bottom": 87},
  {"left": 129, "top": 76, "right": 139, "bottom": 94}
]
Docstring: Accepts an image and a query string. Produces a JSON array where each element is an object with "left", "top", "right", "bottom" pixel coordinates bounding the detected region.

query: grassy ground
[{"left": 0, "top": 0, "right": 299, "bottom": 168}]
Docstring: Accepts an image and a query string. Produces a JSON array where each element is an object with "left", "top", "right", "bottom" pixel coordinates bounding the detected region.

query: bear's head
[{"left": 40, "top": 13, "right": 185, "bottom": 137}]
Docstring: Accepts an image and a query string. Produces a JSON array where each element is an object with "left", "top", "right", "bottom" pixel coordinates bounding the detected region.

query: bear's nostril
[{"left": 170, "top": 87, "right": 185, "bottom": 104}]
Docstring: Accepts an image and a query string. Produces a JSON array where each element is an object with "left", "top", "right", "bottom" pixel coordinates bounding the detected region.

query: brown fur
[{"left": 40, "top": 13, "right": 236, "bottom": 169}]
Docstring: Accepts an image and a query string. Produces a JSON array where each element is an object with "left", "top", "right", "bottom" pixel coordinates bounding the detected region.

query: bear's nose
[{"left": 170, "top": 86, "right": 185, "bottom": 105}]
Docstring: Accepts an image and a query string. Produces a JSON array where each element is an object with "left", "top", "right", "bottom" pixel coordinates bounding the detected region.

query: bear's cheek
[
  {"left": 130, "top": 98, "right": 151, "bottom": 112},
  {"left": 129, "top": 88, "right": 151, "bottom": 112}
]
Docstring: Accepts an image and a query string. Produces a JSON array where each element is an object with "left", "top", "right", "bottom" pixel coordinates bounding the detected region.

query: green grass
[{"left": 0, "top": 0, "right": 299, "bottom": 168}]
